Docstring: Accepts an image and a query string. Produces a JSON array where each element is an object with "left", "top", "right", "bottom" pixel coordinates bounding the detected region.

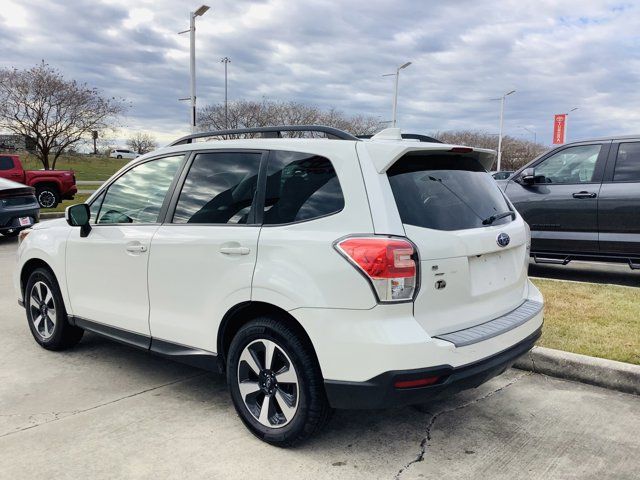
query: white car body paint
[{"left": 15, "top": 134, "right": 543, "bottom": 385}]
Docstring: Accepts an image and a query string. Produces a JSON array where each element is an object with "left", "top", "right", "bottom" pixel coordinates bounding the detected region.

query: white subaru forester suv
[{"left": 15, "top": 126, "right": 543, "bottom": 446}]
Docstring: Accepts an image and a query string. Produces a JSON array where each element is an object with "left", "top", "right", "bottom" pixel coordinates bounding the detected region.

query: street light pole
[
  {"left": 180, "top": 5, "right": 210, "bottom": 133},
  {"left": 383, "top": 61, "right": 412, "bottom": 128},
  {"left": 496, "top": 89, "right": 515, "bottom": 172},
  {"left": 221, "top": 57, "right": 231, "bottom": 129}
]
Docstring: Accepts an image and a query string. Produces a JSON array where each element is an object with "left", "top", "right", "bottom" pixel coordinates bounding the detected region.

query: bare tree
[
  {"left": 0, "top": 62, "right": 126, "bottom": 169},
  {"left": 434, "top": 130, "right": 548, "bottom": 170},
  {"left": 199, "top": 100, "right": 379, "bottom": 137},
  {"left": 127, "top": 132, "right": 157, "bottom": 154}
]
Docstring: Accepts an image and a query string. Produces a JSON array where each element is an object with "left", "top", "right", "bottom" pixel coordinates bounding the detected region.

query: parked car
[
  {"left": 15, "top": 126, "right": 543, "bottom": 446},
  {"left": 0, "top": 178, "right": 39, "bottom": 237},
  {"left": 110, "top": 149, "right": 139, "bottom": 159},
  {"left": 0, "top": 155, "right": 77, "bottom": 208},
  {"left": 501, "top": 135, "right": 640, "bottom": 268},
  {"left": 491, "top": 170, "right": 514, "bottom": 180}
]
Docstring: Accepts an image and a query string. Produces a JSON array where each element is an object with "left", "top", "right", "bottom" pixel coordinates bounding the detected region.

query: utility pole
[
  {"left": 221, "top": 57, "right": 231, "bottom": 129},
  {"left": 179, "top": 5, "right": 210, "bottom": 133}
]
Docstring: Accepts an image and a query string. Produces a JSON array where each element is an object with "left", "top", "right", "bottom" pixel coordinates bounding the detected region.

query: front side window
[
  {"left": 613, "top": 142, "right": 640, "bottom": 182},
  {"left": 96, "top": 155, "right": 183, "bottom": 224},
  {"left": 388, "top": 154, "right": 513, "bottom": 231},
  {"left": 263, "top": 151, "right": 344, "bottom": 225},
  {"left": 173, "top": 152, "right": 261, "bottom": 224},
  {"left": 534, "top": 144, "right": 601, "bottom": 184}
]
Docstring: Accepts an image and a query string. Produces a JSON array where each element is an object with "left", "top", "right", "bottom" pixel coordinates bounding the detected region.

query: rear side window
[
  {"left": 387, "top": 153, "right": 512, "bottom": 231},
  {"left": 173, "top": 152, "right": 261, "bottom": 224},
  {"left": 263, "top": 151, "right": 344, "bottom": 225},
  {"left": 613, "top": 142, "right": 640, "bottom": 182},
  {"left": 0, "top": 156, "right": 14, "bottom": 170}
]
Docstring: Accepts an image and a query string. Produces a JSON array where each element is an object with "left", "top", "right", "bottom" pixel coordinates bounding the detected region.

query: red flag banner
[{"left": 553, "top": 114, "right": 567, "bottom": 144}]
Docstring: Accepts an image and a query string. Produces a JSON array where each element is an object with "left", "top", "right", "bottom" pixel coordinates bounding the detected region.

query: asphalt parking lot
[{"left": 1, "top": 236, "right": 639, "bottom": 479}]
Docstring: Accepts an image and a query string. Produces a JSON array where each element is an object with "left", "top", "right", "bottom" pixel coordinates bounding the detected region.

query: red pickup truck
[{"left": 0, "top": 155, "right": 77, "bottom": 208}]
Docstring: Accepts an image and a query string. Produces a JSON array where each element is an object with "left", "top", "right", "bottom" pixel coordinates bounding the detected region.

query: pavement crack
[
  {"left": 394, "top": 372, "right": 531, "bottom": 479},
  {"left": 0, "top": 373, "right": 206, "bottom": 439}
]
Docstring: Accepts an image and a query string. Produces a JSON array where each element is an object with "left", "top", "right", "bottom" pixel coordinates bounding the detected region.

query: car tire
[
  {"left": 117, "top": 155, "right": 122, "bottom": 159},
  {"left": 36, "top": 186, "right": 60, "bottom": 208},
  {"left": 25, "top": 268, "right": 84, "bottom": 350},
  {"left": 227, "top": 317, "right": 332, "bottom": 447}
]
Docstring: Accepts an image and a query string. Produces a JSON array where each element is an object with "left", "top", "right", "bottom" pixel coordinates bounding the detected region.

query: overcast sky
[{"left": 1, "top": 0, "right": 639, "bottom": 147}]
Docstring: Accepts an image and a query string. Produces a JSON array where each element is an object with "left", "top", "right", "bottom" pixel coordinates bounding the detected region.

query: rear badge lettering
[
  {"left": 435, "top": 280, "right": 447, "bottom": 290},
  {"left": 497, "top": 233, "right": 510, "bottom": 248}
]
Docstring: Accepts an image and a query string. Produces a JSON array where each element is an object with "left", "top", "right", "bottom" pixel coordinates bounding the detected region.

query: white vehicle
[
  {"left": 109, "top": 149, "right": 139, "bottom": 159},
  {"left": 15, "top": 126, "right": 543, "bottom": 446}
]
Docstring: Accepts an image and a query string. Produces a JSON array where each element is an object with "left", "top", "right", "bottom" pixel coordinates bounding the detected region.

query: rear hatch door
[{"left": 386, "top": 150, "right": 528, "bottom": 336}]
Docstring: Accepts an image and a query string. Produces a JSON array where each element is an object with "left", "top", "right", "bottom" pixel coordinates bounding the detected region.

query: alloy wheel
[
  {"left": 237, "top": 339, "right": 299, "bottom": 428},
  {"left": 29, "top": 281, "right": 57, "bottom": 339},
  {"left": 38, "top": 191, "right": 56, "bottom": 208}
]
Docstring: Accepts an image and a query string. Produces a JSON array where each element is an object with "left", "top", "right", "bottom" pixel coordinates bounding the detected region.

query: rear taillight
[{"left": 335, "top": 237, "right": 418, "bottom": 303}]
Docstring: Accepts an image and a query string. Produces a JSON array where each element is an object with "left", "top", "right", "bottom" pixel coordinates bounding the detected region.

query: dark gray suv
[{"left": 501, "top": 135, "right": 640, "bottom": 269}]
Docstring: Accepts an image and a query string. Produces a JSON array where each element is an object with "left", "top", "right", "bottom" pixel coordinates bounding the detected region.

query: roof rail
[
  {"left": 169, "top": 125, "right": 360, "bottom": 146},
  {"left": 357, "top": 133, "right": 443, "bottom": 144}
]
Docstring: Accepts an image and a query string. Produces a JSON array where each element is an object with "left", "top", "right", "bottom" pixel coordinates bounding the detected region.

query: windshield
[{"left": 387, "top": 153, "right": 513, "bottom": 231}]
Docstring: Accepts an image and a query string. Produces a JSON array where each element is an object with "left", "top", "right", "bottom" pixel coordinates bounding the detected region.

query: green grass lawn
[
  {"left": 532, "top": 278, "right": 640, "bottom": 365},
  {"left": 48, "top": 193, "right": 91, "bottom": 213},
  {"left": 20, "top": 154, "right": 128, "bottom": 181}
]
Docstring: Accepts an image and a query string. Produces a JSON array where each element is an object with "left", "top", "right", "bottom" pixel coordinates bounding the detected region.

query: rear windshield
[{"left": 387, "top": 153, "right": 513, "bottom": 231}]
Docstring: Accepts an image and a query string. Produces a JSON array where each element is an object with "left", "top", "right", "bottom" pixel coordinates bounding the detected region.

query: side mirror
[
  {"left": 65, "top": 204, "right": 92, "bottom": 237},
  {"left": 520, "top": 168, "right": 536, "bottom": 185}
]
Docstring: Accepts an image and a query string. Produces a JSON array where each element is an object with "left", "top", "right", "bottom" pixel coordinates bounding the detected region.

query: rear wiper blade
[{"left": 482, "top": 211, "right": 515, "bottom": 225}]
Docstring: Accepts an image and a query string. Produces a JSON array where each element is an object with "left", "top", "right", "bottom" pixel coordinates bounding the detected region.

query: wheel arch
[
  {"left": 20, "top": 258, "right": 56, "bottom": 299},
  {"left": 217, "top": 301, "right": 321, "bottom": 374}
]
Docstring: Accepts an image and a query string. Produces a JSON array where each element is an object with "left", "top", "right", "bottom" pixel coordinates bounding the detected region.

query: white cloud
[{"left": 0, "top": 0, "right": 639, "bottom": 146}]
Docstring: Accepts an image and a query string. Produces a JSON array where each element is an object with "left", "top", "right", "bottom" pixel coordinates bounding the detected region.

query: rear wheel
[
  {"left": 116, "top": 155, "right": 123, "bottom": 159},
  {"left": 36, "top": 186, "right": 60, "bottom": 208},
  {"left": 227, "top": 317, "right": 332, "bottom": 446},
  {"left": 25, "top": 268, "right": 83, "bottom": 350}
]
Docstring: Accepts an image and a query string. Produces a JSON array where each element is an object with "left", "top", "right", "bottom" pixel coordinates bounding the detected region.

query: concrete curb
[
  {"left": 515, "top": 346, "right": 640, "bottom": 395},
  {"left": 39, "top": 212, "right": 65, "bottom": 219}
]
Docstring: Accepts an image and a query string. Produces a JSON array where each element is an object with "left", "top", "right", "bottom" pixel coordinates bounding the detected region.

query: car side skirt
[{"left": 68, "top": 316, "right": 220, "bottom": 372}]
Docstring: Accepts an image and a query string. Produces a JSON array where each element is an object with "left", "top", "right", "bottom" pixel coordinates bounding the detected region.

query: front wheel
[
  {"left": 227, "top": 317, "right": 332, "bottom": 446},
  {"left": 25, "top": 268, "right": 84, "bottom": 350}
]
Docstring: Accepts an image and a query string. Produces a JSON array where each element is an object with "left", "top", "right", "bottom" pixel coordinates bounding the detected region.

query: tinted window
[
  {"left": 173, "top": 152, "right": 261, "bottom": 224},
  {"left": 613, "top": 142, "right": 640, "bottom": 182},
  {"left": 89, "top": 190, "right": 106, "bottom": 224},
  {"left": 97, "top": 155, "right": 183, "bottom": 224},
  {"left": 263, "top": 151, "right": 344, "bottom": 225},
  {"left": 0, "top": 156, "right": 14, "bottom": 170},
  {"left": 534, "top": 144, "right": 601, "bottom": 184},
  {"left": 388, "top": 154, "right": 513, "bottom": 231}
]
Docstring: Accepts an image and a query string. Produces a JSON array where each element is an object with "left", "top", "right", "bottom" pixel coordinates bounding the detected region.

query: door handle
[
  {"left": 126, "top": 244, "right": 148, "bottom": 253},
  {"left": 220, "top": 246, "right": 250, "bottom": 255},
  {"left": 572, "top": 191, "right": 597, "bottom": 199}
]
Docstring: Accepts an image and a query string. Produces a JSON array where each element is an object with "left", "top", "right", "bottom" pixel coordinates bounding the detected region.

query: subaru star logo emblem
[{"left": 497, "top": 233, "right": 510, "bottom": 247}]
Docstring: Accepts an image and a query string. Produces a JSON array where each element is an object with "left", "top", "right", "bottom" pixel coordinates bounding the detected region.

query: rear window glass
[
  {"left": 263, "top": 151, "right": 344, "bottom": 225},
  {"left": 613, "top": 142, "right": 640, "bottom": 182},
  {"left": 387, "top": 154, "right": 513, "bottom": 231}
]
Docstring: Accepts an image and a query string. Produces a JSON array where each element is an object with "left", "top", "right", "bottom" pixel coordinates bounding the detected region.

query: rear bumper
[
  {"left": 0, "top": 207, "right": 40, "bottom": 232},
  {"left": 61, "top": 185, "right": 77, "bottom": 200},
  {"left": 324, "top": 326, "right": 541, "bottom": 409}
]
